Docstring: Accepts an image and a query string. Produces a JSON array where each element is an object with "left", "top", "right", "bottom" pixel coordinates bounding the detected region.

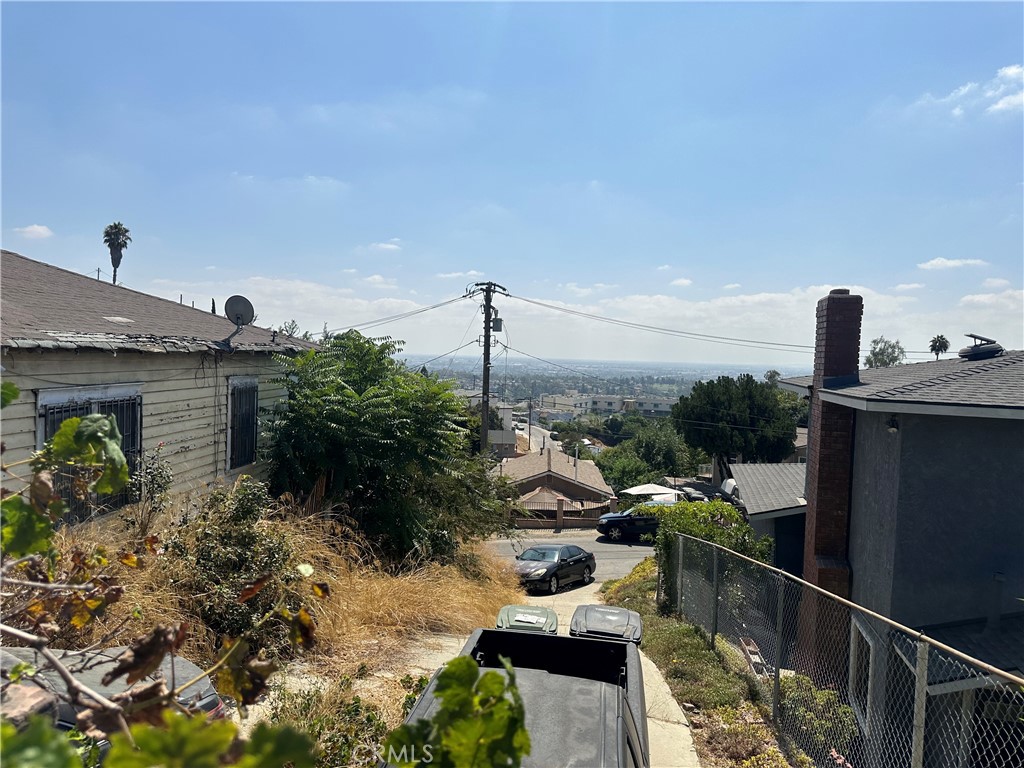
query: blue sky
[{"left": 3, "top": 2, "right": 1022, "bottom": 366}]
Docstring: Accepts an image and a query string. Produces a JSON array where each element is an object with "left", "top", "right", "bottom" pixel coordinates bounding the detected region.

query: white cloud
[
  {"left": 917, "top": 257, "right": 989, "bottom": 270},
  {"left": 987, "top": 92, "right": 1024, "bottom": 113},
  {"left": 670, "top": 278, "right": 693, "bottom": 287},
  {"left": 13, "top": 224, "right": 54, "bottom": 239},
  {"left": 959, "top": 289, "right": 1024, "bottom": 311},
  {"left": 364, "top": 274, "right": 397, "bottom": 288},
  {"left": 723, "top": 283, "right": 741, "bottom": 290},
  {"left": 561, "top": 282, "right": 616, "bottom": 298},
  {"left": 983, "top": 278, "right": 1010, "bottom": 288},
  {"left": 892, "top": 283, "right": 924, "bottom": 291},
  {"left": 437, "top": 270, "right": 484, "bottom": 279},
  {"left": 342, "top": 268, "right": 358, "bottom": 274},
  {"left": 656, "top": 265, "right": 671, "bottom": 271},
  {"left": 370, "top": 239, "right": 402, "bottom": 252},
  {"left": 912, "top": 64, "right": 1024, "bottom": 118},
  {"left": 230, "top": 171, "right": 350, "bottom": 196},
  {"left": 205, "top": 266, "right": 217, "bottom": 271}
]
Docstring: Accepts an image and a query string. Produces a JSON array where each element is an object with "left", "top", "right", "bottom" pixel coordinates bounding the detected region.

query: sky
[{"left": 3, "top": 2, "right": 1022, "bottom": 368}]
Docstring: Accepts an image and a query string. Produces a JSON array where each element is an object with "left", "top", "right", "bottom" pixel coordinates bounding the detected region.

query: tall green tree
[
  {"left": 864, "top": 336, "right": 906, "bottom": 368},
  {"left": 102, "top": 221, "right": 132, "bottom": 285},
  {"left": 595, "top": 419, "right": 706, "bottom": 492},
  {"left": 671, "top": 374, "right": 796, "bottom": 463},
  {"left": 929, "top": 334, "right": 950, "bottom": 360},
  {"left": 267, "top": 331, "right": 512, "bottom": 559}
]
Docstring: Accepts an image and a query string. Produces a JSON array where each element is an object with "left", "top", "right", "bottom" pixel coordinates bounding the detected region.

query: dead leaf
[
  {"left": 288, "top": 607, "right": 316, "bottom": 648},
  {"left": 311, "top": 582, "right": 330, "bottom": 599},
  {"left": 118, "top": 551, "right": 139, "bottom": 567},
  {"left": 101, "top": 624, "right": 181, "bottom": 686},
  {"left": 237, "top": 574, "right": 272, "bottom": 604}
]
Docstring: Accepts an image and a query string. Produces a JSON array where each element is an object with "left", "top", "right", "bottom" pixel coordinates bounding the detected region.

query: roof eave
[
  {"left": 779, "top": 380, "right": 811, "bottom": 396},
  {"left": 818, "top": 390, "right": 1024, "bottom": 420}
]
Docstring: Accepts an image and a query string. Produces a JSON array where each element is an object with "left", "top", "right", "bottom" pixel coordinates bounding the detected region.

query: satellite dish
[{"left": 224, "top": 295, "right": 255, "bottom": 327}]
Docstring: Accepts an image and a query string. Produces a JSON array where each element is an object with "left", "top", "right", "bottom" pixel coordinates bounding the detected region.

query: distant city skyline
[{"left": 3, "top": 3, "right": 1021, "bottom": 365}]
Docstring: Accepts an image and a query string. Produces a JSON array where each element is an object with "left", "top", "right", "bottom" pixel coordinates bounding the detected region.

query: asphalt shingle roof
[
  {"left": 728, "top": 463, "right": 807, "bottom": 516},
  {"left": 496, "top": 449, "right": 613, "bottom": 496},
  {"left": 1, "top": 250, "right": 312, "bottom": 355},
  {"left": 781, "top": 352, "right": 1024, "bottom": 410}
]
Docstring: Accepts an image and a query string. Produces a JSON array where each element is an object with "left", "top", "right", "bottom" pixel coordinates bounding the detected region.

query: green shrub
[
  {"left": 779, "top": 674, "right": 858, "bottom": 757},
  {"left": 166, "top": 477, "right": 296, "bottom": 654},
  {"left": 269, "top": 678, "right": 389, "bottom": 768},
  {"left": 654, "top": 499, "right": 773, "bottom": 563},
  {"left": 740, "top": 747, "right": 791, "bottom": 768},
  {"left": 705, "top": 704, "right": 772, "bottom": 760},
  {"left": 122, "top": 443, "right": 174, "bottom": 541}
]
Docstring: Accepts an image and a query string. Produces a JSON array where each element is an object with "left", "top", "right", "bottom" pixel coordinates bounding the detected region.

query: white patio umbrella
[{"left": 619, "top": 483, "right": 683, "bottom": 497}]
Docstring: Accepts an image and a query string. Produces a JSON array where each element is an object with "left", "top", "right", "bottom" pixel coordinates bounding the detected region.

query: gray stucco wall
[
  {"left": 851, "top": 410, "right": 1024, "bottom": 628},
  {"left": 890, "top": 413, "right": 1024, "bottom": 627},
  {"left": 849, "top": 411, "right": 901, "bottom": 619}
]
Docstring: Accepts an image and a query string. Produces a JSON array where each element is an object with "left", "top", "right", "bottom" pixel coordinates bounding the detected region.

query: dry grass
[
  {"left": 54, "top": 492, "right": 523, "bottom": 677},
  {"left": 277, "top": 515, "right": 522, "bottom": 672}
]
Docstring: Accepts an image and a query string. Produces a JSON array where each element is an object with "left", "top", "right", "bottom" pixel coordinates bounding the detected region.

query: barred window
[
  {"left": 37, "top": 385, "right": 142, "bottom": 520},
  {"left": 228, "top": 377, "right": 258, "bottom": 469}
]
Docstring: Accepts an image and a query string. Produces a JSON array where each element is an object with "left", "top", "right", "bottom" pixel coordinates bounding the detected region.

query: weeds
[{"left": 268, "top": 677, "right": 389, "bottom": 768}]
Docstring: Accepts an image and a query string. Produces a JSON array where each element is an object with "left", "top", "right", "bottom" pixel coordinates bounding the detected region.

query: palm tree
[
  {"left": 102, "top": 222, "right": 132, "bottom": 285},
  {"left": 929, "top": 334, "right": 950, "bottom": 360}
]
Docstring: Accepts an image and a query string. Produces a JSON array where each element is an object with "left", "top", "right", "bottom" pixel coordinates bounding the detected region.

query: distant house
[
  {"left": 783, "top": 289, "right": 1023, "bottom": 760},
  {"left": 585, "top": 394, "right": 677, "bottom": 418},
  {"left": 786, "top": 426, "right": 808, "bottom": 463},
  {"left": 0, "top": 250, "right": 310, "bottom": 511},
  {"left": 496, "top": 449, "right": 613, "bottom": 502},
  {"left": 727, "top": 462, "right": 807, "bottom": 576}
]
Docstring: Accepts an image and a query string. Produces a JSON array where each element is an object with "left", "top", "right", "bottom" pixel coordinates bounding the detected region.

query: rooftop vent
[{"left": 957, "top": 333, "right": 1004, "bottom": 361}]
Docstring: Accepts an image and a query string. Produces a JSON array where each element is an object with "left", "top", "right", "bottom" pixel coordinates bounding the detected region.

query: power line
[
  {"left": 325, "top": 295, "right": 470, "bottom": 335},
  {"left": 417, "top": 340, "right": 480, "bottom": 368},
  {"left": 505, "top": 294, "right": 937, "bottom": 356},
  {"left": 497, "top": 342, "right": 639, "bottom": 389},
  {"left": 507, "top": 295, "right": 816, "bottom": 354}
]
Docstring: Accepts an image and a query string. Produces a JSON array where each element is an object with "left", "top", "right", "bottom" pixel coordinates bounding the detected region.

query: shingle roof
[
  {"left": 728, "top": 463, "right": 807, "bottom": 516},
  {"left": 1, "top": 250, "right": 311, "bottom": 354},
  {"left": 894, "top": 615, "right": 1024, "bottom": 684},
  {"left": 781, "top": 352, "right": 1024, "bottom": 411},
  {"left": 496, "top": 450, "right": 613, "bottom": 496}
]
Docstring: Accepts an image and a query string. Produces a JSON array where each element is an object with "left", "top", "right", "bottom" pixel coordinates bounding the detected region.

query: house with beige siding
[{"left": 0, "top": 250, "right": 310, "bottom": 508}]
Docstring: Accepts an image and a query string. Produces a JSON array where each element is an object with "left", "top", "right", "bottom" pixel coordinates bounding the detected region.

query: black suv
[{"left": 596, "top": 502, "right": 665, "bottom": 541}]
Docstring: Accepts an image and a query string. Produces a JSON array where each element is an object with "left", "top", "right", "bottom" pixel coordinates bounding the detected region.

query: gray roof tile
[
  {"left": 781, "top": 353, "right": 1024, "bottom": 410},
  {"left": 1, "top": 250, "right": 312, "bottom": 355},
  {"left": 728, "top": 463, "right": 807, "bottom": 516}
]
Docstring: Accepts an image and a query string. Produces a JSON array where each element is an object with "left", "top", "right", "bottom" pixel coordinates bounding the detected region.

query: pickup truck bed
[{"left": 401, "top": 628, "right": 650, "bottom": 767}]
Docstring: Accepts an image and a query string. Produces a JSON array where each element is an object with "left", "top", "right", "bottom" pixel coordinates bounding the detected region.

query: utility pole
[{"left": 470, "top": 281, "right": 508, "bottom": 454}]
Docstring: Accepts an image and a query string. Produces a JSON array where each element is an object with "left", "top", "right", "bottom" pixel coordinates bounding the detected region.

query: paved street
[
  {"left": 485, "top": 530, "right": 654, "bottom": 583},
  {"left": 483, "top": 531, "right": 701, "bottom": 767}
]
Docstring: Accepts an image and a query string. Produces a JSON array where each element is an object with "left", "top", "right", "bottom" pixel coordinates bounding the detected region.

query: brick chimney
[
  {"left": 803, "top": 288, "right": 863, "bottom": 598},
  {"left": 795, "top": 289, "right": 864, "bottom": 684}
]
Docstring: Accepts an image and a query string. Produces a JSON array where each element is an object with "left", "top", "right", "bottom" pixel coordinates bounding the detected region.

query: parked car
[
  {"left": 596, "top": 502, "right": 665, "bottom": 541},
  {"left": 513, "top": 544, "right": 596, "bottom": 594},
  {"left": 1, "top": 645, "right": 225, "bottom": 756}
]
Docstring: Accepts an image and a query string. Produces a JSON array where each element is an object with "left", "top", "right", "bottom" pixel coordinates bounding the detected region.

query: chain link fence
[{"left": 659, "top": 533, "right": 1024, "bottom": 767}]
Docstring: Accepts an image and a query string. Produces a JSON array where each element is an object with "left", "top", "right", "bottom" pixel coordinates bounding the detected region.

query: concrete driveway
[
  {"left": 522, "top": 581, "right": 701, "bottom": 768},
  {"left": 393, "top": 535, "right": 702, "bottom": 767}
]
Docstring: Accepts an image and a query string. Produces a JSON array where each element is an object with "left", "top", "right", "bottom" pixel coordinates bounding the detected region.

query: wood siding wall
[{"left": 1, "top": 348, "right": 287, "bottom": 494}]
